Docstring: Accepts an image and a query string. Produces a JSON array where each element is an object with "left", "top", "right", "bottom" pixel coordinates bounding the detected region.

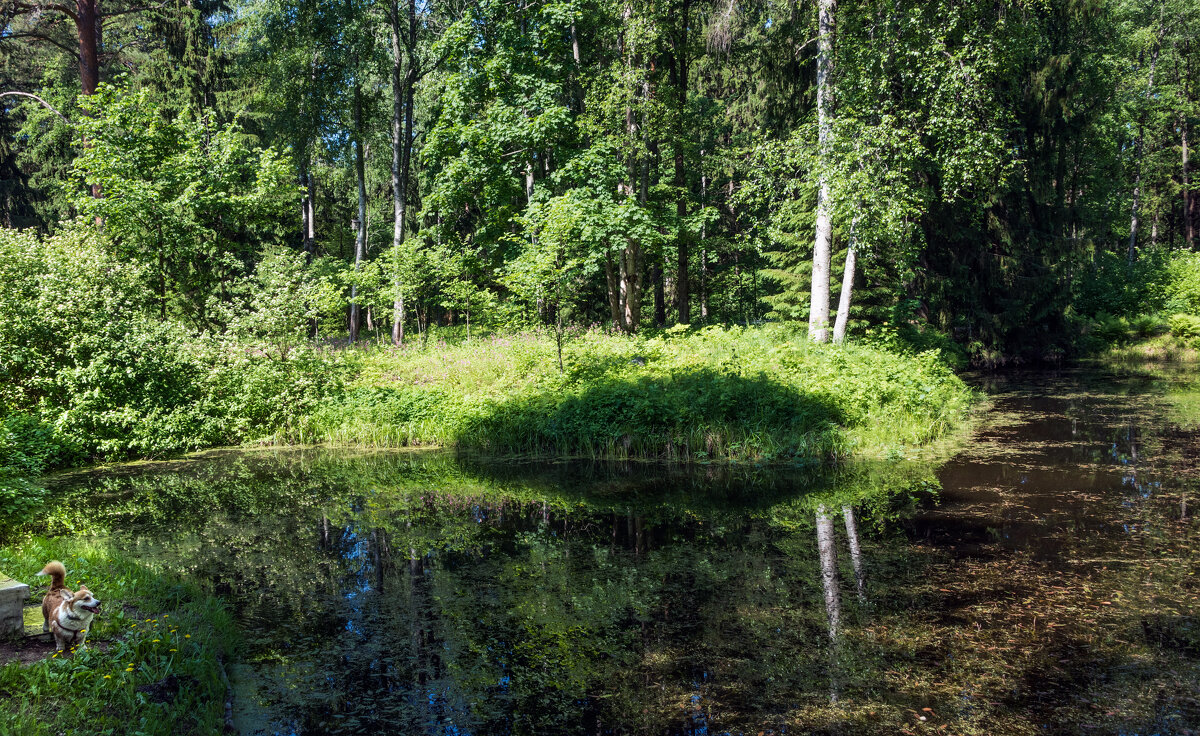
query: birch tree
[{"left": 808, "top": 0, "right": 835, "bottom": 342}]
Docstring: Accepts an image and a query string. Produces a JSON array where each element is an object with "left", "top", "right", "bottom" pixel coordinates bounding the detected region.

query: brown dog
[{"left": 37, "top": 561, "right": 101, "bottom": 651}]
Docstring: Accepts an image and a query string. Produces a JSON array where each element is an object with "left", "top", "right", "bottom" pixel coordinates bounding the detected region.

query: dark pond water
[{"left": 47, "top": 368, "right": 1200, "bottom": 735}]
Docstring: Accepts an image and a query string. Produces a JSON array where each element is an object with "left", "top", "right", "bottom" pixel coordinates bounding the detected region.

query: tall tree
[{"left": 808, "top": 0, "right": 835, "bottom": 342}]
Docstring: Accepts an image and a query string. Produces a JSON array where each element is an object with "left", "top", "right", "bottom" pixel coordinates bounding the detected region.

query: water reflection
[{"left": 38, "top": 368, "right": 1200, "bottom": 734}]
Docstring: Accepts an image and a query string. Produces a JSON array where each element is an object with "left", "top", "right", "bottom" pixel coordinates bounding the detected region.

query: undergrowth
[
  {"left": 301, "top": 324, "right": 975, "bottom": 462},
  {"left": 0, "top": 537, "right": 237, "bottom": 735}
]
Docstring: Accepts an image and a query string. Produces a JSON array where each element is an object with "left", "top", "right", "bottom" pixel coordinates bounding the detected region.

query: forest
[
  {"left": 3, "top": 3, "right": 1200, "bottom": 733},
  {"left": 0, "top": 0, "right": 1197, "bottom": 483},
  {"left": 0, "top": 0, "right": 1195, "bottom": 351}
]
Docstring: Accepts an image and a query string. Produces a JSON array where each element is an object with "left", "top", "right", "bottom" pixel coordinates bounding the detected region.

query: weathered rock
[{"left": 0, "top": 573, "right": 30, "bottom": 639}]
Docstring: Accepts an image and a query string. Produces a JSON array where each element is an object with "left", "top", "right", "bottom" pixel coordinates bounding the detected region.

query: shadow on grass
[{"left": 461, "top": 368, "right": 847, "bottom": 462}]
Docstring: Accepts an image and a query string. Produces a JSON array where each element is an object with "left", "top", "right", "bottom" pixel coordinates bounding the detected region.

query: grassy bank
[
  {"left": 301, "top": 324, "right": 975, "bottom": 462},
  {"left": 1094, "top": 333, "right": 1200, "bottom": 364},
  {"left": 0, "top": 537, "right": 237, "bottom": 735}
]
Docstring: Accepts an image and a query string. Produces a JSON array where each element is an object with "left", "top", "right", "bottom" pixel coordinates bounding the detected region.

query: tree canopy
[{"left": 0, "top": 0, "right": 1197, "bottom": 360}]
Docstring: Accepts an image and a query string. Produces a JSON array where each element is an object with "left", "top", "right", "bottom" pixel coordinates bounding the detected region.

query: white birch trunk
[
  {"left": 832, "top": 219, "right": 857, "bottom": 344},
  {"left": 809, "top": 0, "right": 836, "bottom": 342}
]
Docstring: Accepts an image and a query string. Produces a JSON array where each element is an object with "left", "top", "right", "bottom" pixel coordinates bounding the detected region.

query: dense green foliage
[
  {"left": 1, "top": 0, "right": 1196, "bottom": 362},
  {"left": 0, "top": 225, "right": 346, "bottom": 462},
  {"left": 0, "top": 220, "right": 970, "bottom": 523}
]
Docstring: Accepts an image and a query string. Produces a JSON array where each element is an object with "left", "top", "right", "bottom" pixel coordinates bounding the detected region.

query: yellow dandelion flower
[
  {"left": 184, "top": 634, "right": 191, "bottom": 639},
  {"left": 169, "top": 649, "right": 177, "bottom": 652},
  {"left": 152, "top": 639, "right": 160, "bottom": 643},
  {"left": 103, "top": 675, "right": 111, "bottom": 679}
]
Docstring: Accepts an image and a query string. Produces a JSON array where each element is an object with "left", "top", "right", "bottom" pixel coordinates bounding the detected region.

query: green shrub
[
  {"left": 0, "top": 225, "right": 354, "bottom": 461},
  {"left": 1129, "top": 314, "right": 1165, "bottom": 339},
  {"left": 0, "top": 414, "right": 74, "bottom": 531},
  {"left": 1166, "top": 252, "right": 1200, "bottom": 315},
  {"left": 1091, "top": 313, "right": 1131, "bottom": 345},
  {"left": 1072, "top": 250, "right": 1171, "bottom": 320},
  {"left": 1168, "top": 313, "right": 1200, "bottom": 345}
]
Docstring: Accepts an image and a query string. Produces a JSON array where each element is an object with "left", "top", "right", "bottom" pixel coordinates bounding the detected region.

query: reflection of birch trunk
[
  {"left": 842, "top": 506, "right": 866, "bottom": 602},
  {"left": 816, "top": 506, "right": 841, "bottom": 639},
  {"left": 816, "top": 505, "right": 841, "bottom": 703}
]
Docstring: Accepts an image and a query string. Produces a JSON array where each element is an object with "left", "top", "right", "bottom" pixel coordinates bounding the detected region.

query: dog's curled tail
[{"left": 37, "top": 560, "right": 67, "bottom": 590}]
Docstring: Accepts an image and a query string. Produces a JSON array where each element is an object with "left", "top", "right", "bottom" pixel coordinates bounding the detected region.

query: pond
[{"left": 44, "top": 368, "right": 1200, "bottom": 735}]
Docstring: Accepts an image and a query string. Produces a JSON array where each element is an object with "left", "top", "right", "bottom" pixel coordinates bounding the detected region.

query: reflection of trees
[
  {"left": 45, "top": 449, "right": 940, "bottom": 735},
  {"left": 816, "top": 505, "right": 842, "bottom": 703},
  {"left": 843, "top": 506, "right": 866, "bottom": 603}
]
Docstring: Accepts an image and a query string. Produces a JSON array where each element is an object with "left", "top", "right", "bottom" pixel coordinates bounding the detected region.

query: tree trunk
[
  {"left": 1185, "top": 113, "right": 1194, "bottom": 250},
  {"left": 700, "top": 151, "right": 708, "bottom": 321},
  {"left": 620, "top": 239, "right": 642, "bottom": 332},
  {"left": 1128, "top": 147, "right": 1144, "bottom": 262},
  {"left": 301, "top": 165, "right": 317, "bottom": 255},
  {"left": 672, "top": 0, "right": 691, "bottom": 324},
  {"left": 300, "top": 168, "right": 310, "bottom": 251},
  {"left": 605, "top": 251, "right": 624, "bottom": 330},
  {"left": 809, "top": 0, "right": 836, "bottom": 342},
  {"left": 390, "top": 0, "right": 417, "bottom": 346},
  {"left": 78, "top": 0, "right": 102, "bottom": 199},
  {"left": 349, "top": 87, "right": 367, "bottom": 343},
  {"left": 1129, "top": 24, "right": 1163, "bottom": 262},
  {"left": 832, "top": 219, "right": 857, "bottom": 344},
  {"left": 76, "top": 0, "right": 100, "bottom": 97},
  {"left": 652, "top": 262, "right": 666, "bottom": 327}
]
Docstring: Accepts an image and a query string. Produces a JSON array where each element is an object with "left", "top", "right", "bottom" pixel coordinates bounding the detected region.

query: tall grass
[{"left": 298, "top": 324, "right": 975, "bottom": 462}]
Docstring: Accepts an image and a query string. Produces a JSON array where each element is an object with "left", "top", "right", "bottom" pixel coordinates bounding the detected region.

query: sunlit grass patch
[{"left": 300, "top": 324, "right": 976, "bottom": 463}]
